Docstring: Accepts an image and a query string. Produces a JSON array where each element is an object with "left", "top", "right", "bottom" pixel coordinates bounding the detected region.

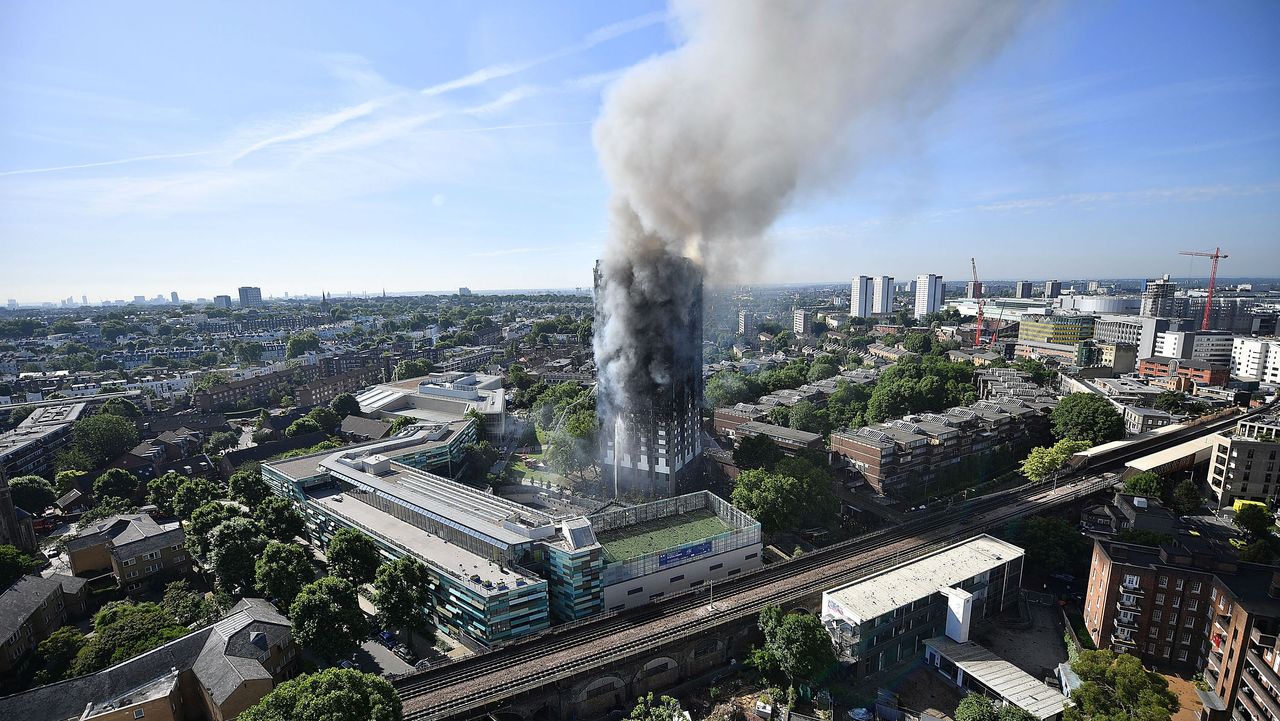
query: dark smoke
[{"left": 593, "top": 0, "right": 1033, "bottom": 427}]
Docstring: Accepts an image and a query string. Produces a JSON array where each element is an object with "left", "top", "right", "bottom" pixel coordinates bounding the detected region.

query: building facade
[
  {"left": 1015, "top": 281, "right": 1033, "bottom": 299},
  {"left": 1232, "top": 338, "right": 1280, "bottom": 384},
  {"left": 1208, "top": 413, "right": 1280, "bottom": 509},
  {"left": 237, "top": 286, "right": 263, "bottom": 307},
  {"left": 1138, "top": 357, "right": 1230, "bottom": 387},
  {"left": 914, "top": 274, "right": 944, "bottom": 318},
  {"left": 873, "top": 276, "right": 895, "bottom": 314},
  {"left": 0, "top": 574, "right": 87, "bottom": 673},
  {"left": 1045, "top": 280, "right": 1063, "bottom": 299},
  {"left": 1142, "top": 275, "right": 1180, "bottom": 317},
  {"left": 851, "top": 276, "right": 874, "bottom": 318},
  {"left": 1017, "top": 310, "right": 1096, "bottom": 346}
]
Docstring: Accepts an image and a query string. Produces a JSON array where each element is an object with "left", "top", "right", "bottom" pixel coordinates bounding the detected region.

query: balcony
[
  {"left": 1238, "top": 689, "right": 1267, "bottom": 721},
  {"left": 1119, "top": 582, "right": 1146, "bottom": 596},
  {"left": 1208, "top": 650, "right": 1223, "bottom": 673},
  {"left": 1117, "top": 597, "right": 1141, "bottom": 612},
  {"left": 1115, "top": 616, "right": 1140, "bottom": 631},
  {"left": 1248, "top": 651, "right": 1280, "bottom": 696},
  {"left": 1205, "top": 663, "right": 1221, "bottom": 689},
  {"left": 1252, "top": 627, "right": 1279, "bottom": 651},
  {"left": 1240, "top": 669, "right": 1280, "bottom": 721},
  {"left": 1112, "top": 632, "right": 1138, "bottom": 648}
]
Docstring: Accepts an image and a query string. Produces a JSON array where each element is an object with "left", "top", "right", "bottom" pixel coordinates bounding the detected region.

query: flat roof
[
  {"left": 736, "top": 421, "right": 821, "bottom": 444},
  {"left": 310, "top": 487, "right": 540, "bottom": 597},
  {"left": 825, "top": 535, "right": 1023, "bottom": 622},
  {"left": 925, "top": 637, "right": 1065, "bottom": 720},
  {"left": 1125, "top": 434, "right": 1220, "bottom": 473},
  {"left": 596, "top": 508, "right": 731, "bottom": 564}
]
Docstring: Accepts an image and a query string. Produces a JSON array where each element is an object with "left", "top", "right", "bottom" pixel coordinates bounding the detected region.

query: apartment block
[
  {"left": 67, "top": 514, "right": 190, "bottom": 591},
  {"left": 0, "top": 574, "right": 87, "bottom": 673},
  {"left": 873, "top": 276, "right": 895, "bottom": 314},
  {"left": 237, "top": 286, "right": 263, "bottom": 307},
  {"left": 1045, "top": 280, "right": 1062, "bottom": 299},
  {"left": 914, "top": 274, "right": 944, "bottom": 318},
  {"left": 1017, "top": 310, "right": 1095, "bottom": 345},
  {"left": 1015, "top": 281, "right": 1033, "bottom": 299},
  {"left": 1138, "top": 357, "right": 1230, "bottom": 387},
  {"left": 1155, "top": 331, "right": 1236, "bottom": 367},
  {"left": 295, "top": 364, "right": 384, "bottom": 407},
  {"left": 738, "top": 310, "right": 758, "bottom": 337},
  {"left": 851, "top": 276, "right": 874, "bottom": 318},
  {"left": 830, "top": 397, "right": 1053, "bottom": 498},
  {"left": 794, "top": 309, "right": 813, "bottom": 336},
  {"left": 1232, "top": 338, "right": 1280, "bottom": 383},
  {"left": 1208, "top": 412, "right": 1280, "bottom": 509}
]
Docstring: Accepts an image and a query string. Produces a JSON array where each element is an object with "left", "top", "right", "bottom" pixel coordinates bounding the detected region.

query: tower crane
[
  {"left": 971, "top": 257, "right": 985, "bottom": 347},
  {"left": 1178, "top": 247, "right": 1228, "bottom": 331}
]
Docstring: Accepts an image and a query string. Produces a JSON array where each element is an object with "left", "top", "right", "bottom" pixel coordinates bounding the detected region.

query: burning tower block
[{"left": 595, "top": 254, "right": 704, "bottom": 498}]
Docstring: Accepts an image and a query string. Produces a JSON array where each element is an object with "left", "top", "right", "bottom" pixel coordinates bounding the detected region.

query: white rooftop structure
[
  {"left": 925, "top": 636, "right": 1066, "bottom": 720},
  {"left": 825, "top": 535, "right": 1024, "bottom": 622}
]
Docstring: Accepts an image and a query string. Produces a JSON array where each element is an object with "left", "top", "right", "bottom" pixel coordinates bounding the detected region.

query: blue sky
[{"left": 1, "top": 0, "right": 1278, "bottom": 303}]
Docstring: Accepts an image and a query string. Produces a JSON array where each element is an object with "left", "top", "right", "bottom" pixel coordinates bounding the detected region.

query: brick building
[
  {"left": 1208, "top": 412, "right": 1280, "bottom": 509},
  {"left": 1138, "top": 356, "right": 1230, "bottom": 388},
  {"left": 0, "top": 574, "right": 87, "bottom": 673},
  {"left": 294, "top": 364, "right": 384, "bottom": 407},
  {"left": 67, "top": 514, "right": 190, "bottom": 591}
]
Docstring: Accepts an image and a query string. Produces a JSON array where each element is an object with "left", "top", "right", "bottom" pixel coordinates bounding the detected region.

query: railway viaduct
[{"left": 397, "top": 406, "right": 1267, "bottom": 721}]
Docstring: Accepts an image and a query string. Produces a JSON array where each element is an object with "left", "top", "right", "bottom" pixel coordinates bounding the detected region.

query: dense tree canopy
[
  {"left": 732, "top": 463, "right": 833, "bottom": 534},
  {"left": 290, "top": 577, "right": 368, "bottom": 661},
  {"left": 1052, "top": 393, "right": 1125, "bottom": 446},
  {"left": 327, "top": 528, "right": 381, "bottom": 586},
  {"left": 330, "top": 392, "right": 362, "bottom": 418},
  {"left": 1171, "top": 480, "right": 1203, "bottom": 516},
  {"left": 173, "top": 476, "right": 223, "bottom": 519},
  {"left": 372, "top": 557, "right": 433, "bottom": 636},
  {"left": 208, "top": 517, "right": 268, "bottom": 593},
  {"left": 256, "top": 541, "right": 314, "bottom": 606},
  {"left": 866, "top": 356, "right": 976, "bottom": 424},
  {"left": 0, "top": 544, "right": 41, "bottom": 587},
  {"left": 146, "top": 471, "right": 184, "bottom": 515},
  {"left": 628, "top": 693, "right": 685, "bottom": 721},
  {"left": 733, "top": 434, "right": 784, "bottom": 471},
  {"left": 92, "top": 468, "right": 139, "bottom": 503},
  {"left": 285, "top": 417, "right": 323, "bottom": 437},
  {"left": 238, "top": 668, "right": 401, "bottom": 721},
  {"left": 73, "top": 601, "right": 189, "bottom": 675},
  {"left": 1020, "top": 439, "right": 1092, "bottom": 482},
  {"left": 230, "top": 465, "right": 271, "bottom": 508},
  {"left": 1123, "top": 471, "right": 1165, "bottom": 498},
  {"left": 754, "top": 605, "right": 837, "bottom": 687},
  {"left": 98, "top": 397, "right": 142, "bottom": 418},
  {"left": 1234, "top": 504, "right": 1275, "bottom": 538},
  {"left": 392, "top": 359, "right": 434, "bottom": 380},
  {"left": 256, "top": 496, "right": 306, "bottom": 542},
  {"left": 187, "top": 501, "right": 246, "bottom": 560},
  {"left": 9, "top": 474, "right": 56, "bottom": 512},
  {"left": 1064, "top": 650, "right": 1178, "bottom": 721},
  {"left": 1009, "top": 516, "right": 1091, "bottom": 577},
  {"left": 70, "top": 413, "right": 140, "bottom": 468}
]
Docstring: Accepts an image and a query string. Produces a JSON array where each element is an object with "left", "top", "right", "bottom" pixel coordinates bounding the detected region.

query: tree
[
  {"left": 733, "top": 434, "right": 784, "bottom": 471},
  {"left": 1020, "top": 439, "right": 1091, "bottom": 482},
  {"left": 756, "top": 605, "right": 836, "bottom": 688},
  {"left": 628, "top": 693, "right": 685, "bottom": 721},
  {"left": 290, "top": 577, "right": 368, "bottom": 661},
  {"left": 161, "top": 580, "right": 219, "bottom": 626},
  {"left": 98, "top": 397, "right": 141, "bottom": 418},
  {"left": 902, "top": 332, "right": 933, "bottom": 354},
  {"left": 71, "top": 413, "right": 140, "bottom": 467},
  {"left": 788, "top": 401, "right": 826, "bottom": 435},
  {"left": 1064, "top": 649, "right": 1177, "bottom": 721},
  {"left": 1234, "top": 504, "right": 1275, "bottom": 538},
  {"left": 331, "top": 392, "right": 362, "bottom": 418},
  {"left": 72, "top": 602, "right": 189, "bottom": 675},
  {"left": 373, "top": 557, "right": 433, "bottom": 637},
  {"left": 230, "top": 465, "right": 271, "bottom": 508},
  {"left": 9, "top": 474, "right": 56, "bottom": 512},
  {"left": 93, "top": 468, "right": 139, "bottom": 503},
  {"left": 1051, "top": 393, "right": 1124, "bottom": 446},
  {"left": 732, "top": 468, "right": 829, "bottom": 534},
  {"left": 208, "top": 517, "right": 268, "bottom": 593},
  {"left": 286, "top": 417, "right": 323, "bottom": 437},
  {"left": 54, "top": 468, "right": 87, "bottom": 495},
  {"left": 705, "top": 372, "right": 754, "bottom": 409},
  {"left": 393, "top": 358, "right": 434, "bottom": 380},
  {"left": 256, "top": 496, "right": 306, "bottom": 542},
  {"left": 205, "top": 430, "right": 240, "bottom": 454},
  {"left": 146, "top": 471, "right": 185, "bottom": 515},
  {"left": 1012, "top": 358, "right": 1055, "bottom": 386},
  {"left": 285, "top": 332, "right": 321, "bottom": 359},
  {"left": 1014, "top": 517, "right": 1091, "bottom": 577},
  {"left": 35, "top": 626, "right": 86, "bottom": 682},
  {"left": 807, "top": 358, "right": 839, "bottom": 382},
  {"left": 238, "top": 668, "right": 401, "bottom": 721},
  {"left": 955, "top": 693, "right": 999, "bottom": 721},
  {"left": 999, "top": 705, "right": 1039, "bottom": 721},
  {"left": 187, "top": 502, "right": 245, "bottom": 559},
  {"left": 327, "top": 528, "right": 381, "bottom": 586},
  {"left": 173, "top": 476, "right": 223, "bottom": 519},
  {"left": 1171, "top": 480, "right": 1202, "bottom": 516},
  {"left": 388, "top": 416, "right": 416, "bottom": 434},
  {"left": 256, "top": 541, "right": 314, "bottom": 606},
  {"left": 78, "top": 496, "right": 137, "bottom": 524},
  {"left": 0, "top": 544, "right": 41, "bottom": 587},
  {"left": 306, "top": 406, "right": 341, "bottom": 434},
  {"left": 1123, "top": 471, "right": 1164, "bottom": 498}
]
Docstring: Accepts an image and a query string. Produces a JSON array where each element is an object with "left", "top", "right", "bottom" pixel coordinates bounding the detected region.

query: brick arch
[
  {"left": 576, "top": 674, "right": 626, "bottom": 703},
  {"left": 634, "top": 656, "right": 681, "bottom": 696}
]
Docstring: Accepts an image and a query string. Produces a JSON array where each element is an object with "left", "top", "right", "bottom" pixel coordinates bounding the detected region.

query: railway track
[{"left": 396, "top": 404, "right": 1268, "bottom": 719}]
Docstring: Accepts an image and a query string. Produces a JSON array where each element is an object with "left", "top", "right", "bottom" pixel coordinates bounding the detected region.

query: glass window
[{"left": 1158, "top": 576, "right": 1168, "bottom": 588}]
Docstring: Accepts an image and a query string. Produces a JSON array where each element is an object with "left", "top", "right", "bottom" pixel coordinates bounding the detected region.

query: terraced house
[{"left": 67, "top": 513, "right": 189, "bottom": 591}]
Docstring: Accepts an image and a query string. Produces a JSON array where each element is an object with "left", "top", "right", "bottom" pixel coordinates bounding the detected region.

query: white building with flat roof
[
  {"left": 851, "top": 276, "right": 874, "bottom": 318},
  {"left": 914, "top": 274, "right": 944, "bottom": 318},
  {"left": 872, "top": 276, "right": 894, "bottom": 314}
]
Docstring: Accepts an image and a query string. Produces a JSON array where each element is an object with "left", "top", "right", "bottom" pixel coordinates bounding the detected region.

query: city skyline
[{"left": 3, "top": 1, "right": 1279, "bottom": 299}]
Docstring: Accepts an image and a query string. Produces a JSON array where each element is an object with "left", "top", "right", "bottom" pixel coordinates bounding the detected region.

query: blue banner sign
[{"left": 659, "top": 540, "right": 713, "bottom": 567}]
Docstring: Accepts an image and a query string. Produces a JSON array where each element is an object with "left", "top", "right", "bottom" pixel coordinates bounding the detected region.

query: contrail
[{"left": 0, "top": 150, "right": 217, "bottom": 177}]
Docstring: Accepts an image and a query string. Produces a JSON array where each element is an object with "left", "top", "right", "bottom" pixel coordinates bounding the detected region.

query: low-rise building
[
  {"left": 295, "top": 364, "right": 385, "bottom": 407},
  {"left": 0, "top": 574, "right": 87, "bottom": 673},
  {"left": 723, "top": 421, "right": 824, "bottom": 453},
  {"left": 1081, "top": 493, "right": 1179, "bottom": 537},
  {"left": 0, "top": 598, "right": 297, "bottom": 721},
  {"left": 356, "top": 372, "right": 507, "bottom": 440},
  {"left": 67, "top": 514, "right": 189, "bottom": 591},
  {"left": 821, "top": 535, "right": 1024, "bottom": 679},
  {"left": 830, "top": 397, "right": 1053, "bottom": 498},
  {"left": 263, "top": 433, "right": 761, "bottom": 647},
  {"left": 1124, "top": 405, "right": 1182, "bottom": 436}
]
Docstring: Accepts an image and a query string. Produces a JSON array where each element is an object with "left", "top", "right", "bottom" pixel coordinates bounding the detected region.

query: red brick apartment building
[
  {"left": 1083, "top": 537, "right": 1280, "bottom": 721},
  {"left": 1138, "top": 356, "right": 1230, "bottom": 387}
]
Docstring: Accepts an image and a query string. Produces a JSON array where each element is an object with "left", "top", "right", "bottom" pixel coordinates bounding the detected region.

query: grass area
[{"left": 597, "top": 509, "right": 731, "bottom": 563}]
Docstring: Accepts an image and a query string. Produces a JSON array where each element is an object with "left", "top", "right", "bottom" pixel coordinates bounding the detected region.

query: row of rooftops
[{"left": 834, "top": 396, "right": 1055, "bottom": 451}]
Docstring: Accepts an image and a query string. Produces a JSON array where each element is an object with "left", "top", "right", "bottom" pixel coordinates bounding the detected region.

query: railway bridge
[{"left": 395, "top": 406, "right": 1267, "bottom": 721}]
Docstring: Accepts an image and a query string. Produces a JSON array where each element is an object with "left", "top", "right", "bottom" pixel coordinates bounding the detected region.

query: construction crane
[
  {"left": 971, "top": 257, "right": 985, "bottom": 346},
  {"left": 1178, "top": 247, "right": 1229, "bottom": 331}
]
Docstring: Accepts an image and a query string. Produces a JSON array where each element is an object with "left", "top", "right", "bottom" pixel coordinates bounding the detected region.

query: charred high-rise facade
[{"left": 594, "top": 254, "right": 703, "bottom": 499}]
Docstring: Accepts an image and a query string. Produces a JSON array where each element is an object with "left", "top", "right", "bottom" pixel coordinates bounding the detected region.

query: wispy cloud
[
  {"left": 469, "top": 247, "right": 553, "bottom": 258},
  {"left": 972, "top": 183, "right": 1280, "bottom": 212},
  {"left": 0, "top": 150, "right": 218, "bottom": 177}
]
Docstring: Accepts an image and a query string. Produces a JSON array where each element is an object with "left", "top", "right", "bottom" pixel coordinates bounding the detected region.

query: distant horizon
[{"left": 7, "top": 274, "right": 1280, "bottom": 309}]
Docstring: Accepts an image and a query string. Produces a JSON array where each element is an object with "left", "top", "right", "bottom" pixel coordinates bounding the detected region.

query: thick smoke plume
[{"left": 593, "top": 0, "right": 1032, "bottom": 422}]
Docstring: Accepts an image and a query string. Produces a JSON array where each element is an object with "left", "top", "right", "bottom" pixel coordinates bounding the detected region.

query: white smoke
[{"left": 593, "top": 0, "right": 1035, "bottom": 420}]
